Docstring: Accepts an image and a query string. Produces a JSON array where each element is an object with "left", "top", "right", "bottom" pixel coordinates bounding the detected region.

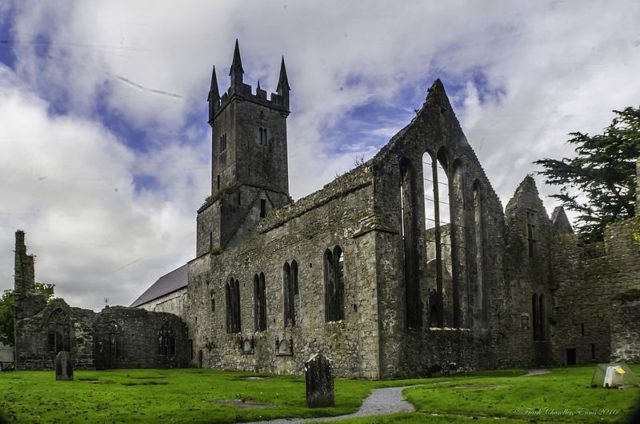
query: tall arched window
[
  {"left": 291, "top": 260, "right": 299, "bottom": 295},
  {"left": 450, "top": 160, "right": 466, "bottom": 327},
  {"left": 473, "top": 180, "right": 487, "bottom": 323},
  {"left": 324, "top": 247, "right": 345, "bottom": 322},
  {"left": 253, "top": 273, "right": 267, "bottom": 331},
  {"left": 532, "top": 293, "right": 539, "bottom": 340},
  {"left": 106, "top": 320, "right": 122, "bottom": 360},
  {"left": 423, "top": 150, "right": 453, "bottom": 327},
  {"left": 538, "top": 294, "right": 545, "bottom": 340},
  {"left": 401, "top": 158, "right": 421, "bottom": 329},
  {"left": 226, "top": 278, "right": 241, "bottom": 333},
  {"left": 283, "top": 263, "right": 296, "bottom": 327},
  {"left": 46, "top": 308, "right": 71, "bottom": 353}
]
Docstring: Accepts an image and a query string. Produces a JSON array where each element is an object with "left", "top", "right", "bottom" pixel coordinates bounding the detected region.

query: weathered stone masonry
[
  {"left": 14, "top": 41, "right": 640, "bottom": 377},
  {"left": 13, "top": 231, "right": 189, "bottom": 370},
  {"left": 185, "top": 43, "right": 639, "bottom": 378}
]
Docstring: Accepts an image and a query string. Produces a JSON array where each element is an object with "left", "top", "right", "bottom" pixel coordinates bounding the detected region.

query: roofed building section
[{"left": 130, "top": 264, "right": 188, "bottom": 316}]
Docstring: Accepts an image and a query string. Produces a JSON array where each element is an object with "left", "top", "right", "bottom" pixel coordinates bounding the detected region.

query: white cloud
[
  {"left": 2, "top": 0, "right": 639, "bottom": 308},
  {"left": 0, "top": 65, "right": 207, "bottom": 309}
]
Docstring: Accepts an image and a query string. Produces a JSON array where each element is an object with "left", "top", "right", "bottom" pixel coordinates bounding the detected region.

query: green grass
[{"left": 0, "top": 366, "right": 638, "bottom": 423}]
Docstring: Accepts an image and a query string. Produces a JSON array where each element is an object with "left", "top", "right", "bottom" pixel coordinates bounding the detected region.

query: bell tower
[{"left": 197, "top": 40, "right": 292, "bottom": 255}]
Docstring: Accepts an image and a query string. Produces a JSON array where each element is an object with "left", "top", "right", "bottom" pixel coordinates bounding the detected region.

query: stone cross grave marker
[
  {"left": 304, "top": 353, "right": 334, "bottom": 407},
  {"left": 55, "top": 351, "right": 73, "bottom": 381}
]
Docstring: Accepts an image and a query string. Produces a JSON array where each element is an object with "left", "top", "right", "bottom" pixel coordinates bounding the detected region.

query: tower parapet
[{"left": 208, "top": 40, "right": 290, "bottom": 124}]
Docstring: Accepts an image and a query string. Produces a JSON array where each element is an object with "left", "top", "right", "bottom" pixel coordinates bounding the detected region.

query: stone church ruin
[{"left": 13, "top": 41, "right": 640, "bottom": 377}]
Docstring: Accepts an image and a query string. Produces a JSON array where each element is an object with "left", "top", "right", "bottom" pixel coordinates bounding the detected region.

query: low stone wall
[{"left": 93, "top": 307, "right": 190, "bottom": 370}]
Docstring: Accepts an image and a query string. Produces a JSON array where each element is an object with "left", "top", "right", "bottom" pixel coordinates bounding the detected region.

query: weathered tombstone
[
  {"left": 55, "top": 351, "right": 73, "bottom": 381},
  {"left": 304, "top": 353, "right": 334, "bottom": 408}
]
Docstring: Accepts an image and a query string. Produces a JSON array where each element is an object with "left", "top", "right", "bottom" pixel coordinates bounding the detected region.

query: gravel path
[
  {"left": 524, "top": 369, "right": 550, "bottom": 377},
  {"left": 245, "top": 385, "right": 417, "bottom": 424}
]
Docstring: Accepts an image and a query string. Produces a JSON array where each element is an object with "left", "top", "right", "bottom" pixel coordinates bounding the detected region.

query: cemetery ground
[{"left": 0, "top": 365, "right": 638, "bottom": 423}]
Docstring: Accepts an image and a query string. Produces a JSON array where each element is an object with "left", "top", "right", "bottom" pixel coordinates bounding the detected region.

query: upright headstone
[
  {"left": 304, "top": 353, "right": 334, "bottom": 408},
  {"left": 55, "top": 351, "right": 73, "bottom": 381}
]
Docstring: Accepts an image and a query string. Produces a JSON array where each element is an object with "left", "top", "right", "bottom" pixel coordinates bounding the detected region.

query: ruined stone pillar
[{"left": 14, "top": 230, "right": 35, "bottom": 295}]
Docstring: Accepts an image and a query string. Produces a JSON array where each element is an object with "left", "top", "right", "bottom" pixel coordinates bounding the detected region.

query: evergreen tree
[{"left": 535, "top": 106, "right": 639, "bottom": 242}]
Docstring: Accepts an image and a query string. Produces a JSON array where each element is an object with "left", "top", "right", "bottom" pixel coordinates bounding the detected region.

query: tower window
[
  {"left": 260, "top": 199, "right": 266, "bottom": 218},
  {"left": 526, "top": 211, "right": 536, "bottom": 257},
  {"left": 217, "top": 175, "right": 220, "bottom": 190},
  {"left": 258, "top": 127, "right": 269, "bottom": 146},
  {"left": 220, "top": 134, "right": 227, "bottom": 152}
]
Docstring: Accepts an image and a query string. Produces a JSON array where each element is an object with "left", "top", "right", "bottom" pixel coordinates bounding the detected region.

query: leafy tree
[
  {"left": 535, "top": 106, "right": 639, "bottom": 242},
  {"left": 34, "top": 282, "right": 55, "bottom": 302},
  {"left": 0, "top": 290, "right": 15, "bottom": 346},
  {"left": 0, "top": 283, "right": 55, "bottom": 346}
]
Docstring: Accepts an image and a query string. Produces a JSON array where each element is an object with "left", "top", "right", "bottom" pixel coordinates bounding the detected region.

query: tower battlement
[
  {"left": 210, "top": 81, "right": 289, "bottom": 119},
  {"left": 208, "top": 40, "right": 290, "bottom": 124}
]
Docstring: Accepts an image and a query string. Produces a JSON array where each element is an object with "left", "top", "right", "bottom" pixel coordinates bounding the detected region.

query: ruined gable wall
[
  {"left": 15, "top": 298, "right": 96, "bottom": 370},
  {"left": 502, "top": 178, "right": 555, "bottom": 367},
  {"left": 187, "top": 165, "right": 381, "bottom": 378},
  {"left": 370, "top": 81, "right": 505, "bottom": 378}
]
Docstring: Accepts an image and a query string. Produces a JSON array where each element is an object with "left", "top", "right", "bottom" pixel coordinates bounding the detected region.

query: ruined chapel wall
[
  {"left": 605, "top": 216, "right": 640, "bottom": 363},
  {"left": 501, "top": 178, "right": 555, "bottom": 367},
  {"left": 550, "top": 216, "right": 640, "bottom": 366},
  {"left": 187, "top": 167, "right": 380, "bottom": 378},
  {"left": 93, "top": 307, "right": 190, "bottom": 370},
  {"left": 549, "top": 236, "right": 612, "bottom": 366},
  {"left": 15, "top": 298, "right": 96, "bottom": 370},
  {"left": 371, "top": 82, "right": 504, "bottom": 377}
]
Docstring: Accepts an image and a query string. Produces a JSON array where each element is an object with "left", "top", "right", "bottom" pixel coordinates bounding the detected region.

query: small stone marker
[
  {"left": 305, "top": 353, "right": 334, "bottom": 408},
  {"left": 55, "top": 351, "right": 73, "bottom": 381}
]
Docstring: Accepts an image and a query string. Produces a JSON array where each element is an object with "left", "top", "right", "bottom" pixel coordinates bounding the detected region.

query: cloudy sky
[{"left": 1, "top": 1, "right": 639, "bottom": 310}]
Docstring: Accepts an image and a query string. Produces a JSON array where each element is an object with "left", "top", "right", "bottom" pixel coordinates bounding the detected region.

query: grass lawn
[{"left": 0, "top": 365, "right": 637, "bottom": 423}]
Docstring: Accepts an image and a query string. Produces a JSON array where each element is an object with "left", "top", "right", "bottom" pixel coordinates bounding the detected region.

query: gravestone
[
  {"left": 304, "top": 353, "right": 334, "bottom": 407},
  {"left": 55, "top": 351, "right": 73, "bottom": 381}
]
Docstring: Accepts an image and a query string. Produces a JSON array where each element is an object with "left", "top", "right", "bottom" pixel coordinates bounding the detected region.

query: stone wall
[
  {"left": 187, "top": 165, "right": 381, "bottom": 378},
  {"left": 550, "top": 216, "right": 640, "bottom": 366},
  {"left": 369, "top": 80, "right": 504, "bottom": 378},
  {"left": 93, "top": 307, "right": 190, "bottom": 369},
  {"left": 501, "top": 176, "right": 555, "bottom": 368},
  {"left": 13, "top": 232, "right": 191, "bottom": 370},
  {"left": 606, "top": 216, "right": 640, "bottom": 363},
  {"left": 14, "top": 298, "right": 96, "bottom": 370},
  {"left": 549, "top": 238, "right": 612, "bottom": 365}
]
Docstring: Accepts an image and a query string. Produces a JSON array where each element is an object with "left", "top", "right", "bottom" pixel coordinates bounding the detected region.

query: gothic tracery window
[
  {"left": 46, "top": 308, "right": 71, "bottom": 353},
  {"left": 106, "top": 320, "right": 122, "bottom": 359}
]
